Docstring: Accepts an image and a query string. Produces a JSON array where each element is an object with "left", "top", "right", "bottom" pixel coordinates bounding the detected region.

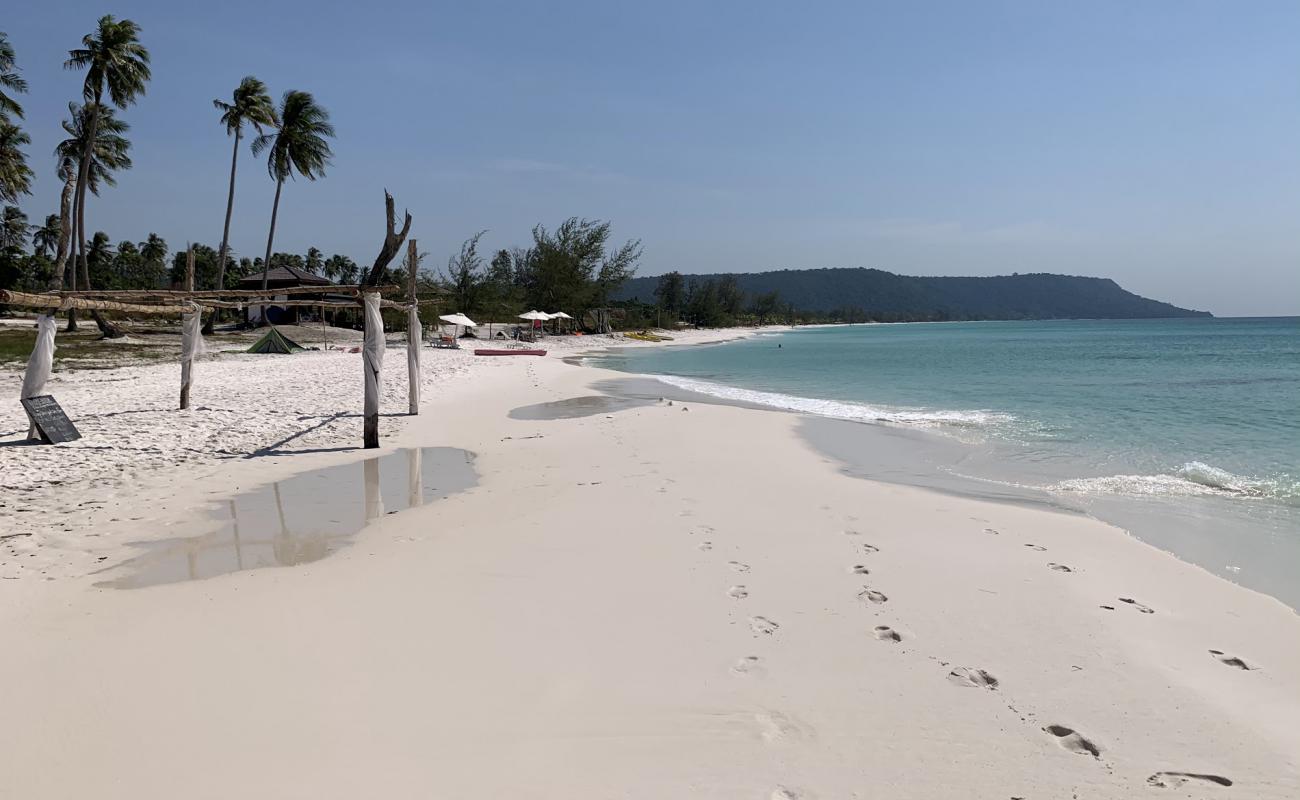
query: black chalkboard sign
[{"left": 20, "top": 395, "right": 81, "bottom": 444}]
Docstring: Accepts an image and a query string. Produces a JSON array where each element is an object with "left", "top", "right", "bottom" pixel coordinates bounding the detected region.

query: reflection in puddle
[
  {"left": 508, "top": 394, "right": 653, "bottom": 420},
  {"left": 98, "top": 447, "right": 477, "bottom": 589}
]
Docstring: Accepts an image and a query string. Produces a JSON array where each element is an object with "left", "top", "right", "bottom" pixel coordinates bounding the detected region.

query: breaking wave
[
  {"left": 1049, "top": 462, "right": 1299, "bottom": 503},
  {"left": 651, "top": 374, "right": 1014, "bottom": 429}
]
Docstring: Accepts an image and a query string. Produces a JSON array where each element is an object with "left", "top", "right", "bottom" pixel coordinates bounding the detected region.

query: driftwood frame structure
[{"left": 2, "top": 279, "right": 426, "bottom": 449}]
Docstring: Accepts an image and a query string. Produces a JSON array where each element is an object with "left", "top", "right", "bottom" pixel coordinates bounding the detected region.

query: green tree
[
  {"left": 85, "top": 230, "right": 114, "bottom": 288},
  {"left": 212, "top": 76, "right": 276, "bottom": 293},
  {"left": 50, "top": 155, "right": 77, "bottom": 290},
  {"left": 0, "top": 34, "right": 30, "bottom": 203},
  {"left": 325, "top": 253, "right": 358, "bottom": 284},
  {"left": 0, "top": 32, "right": 27, "bottom": 120},
  {"left": 443, "top": 230, "right": 486, "bottom": 313},
  {"left": 169, "top": 244, "right": 227, "bottom": 290},
  {"left": 55, "top": 103, "right": 131, "bottom": 301},
  {"left": 0, "top": 204, "right": 28, "bottom": 249},
  {"left": 513, "top": 218, "right": 641, "bottom": 324},
  {"left": 64, "top": 15, "right": 151, "bottom": 325},
  {"left": 33, "top": 214, "right": 59, "bottom": 258},
  {"left": 304, "top": 246, "right": 323, "bottom": 274},
  {"left": 0, "top": 120, "right": 31, "bottom": 204},
  {"left": 252, "top": 90, "right": 334, "bottom": 295},
  {"left": 653, "top": 270, "right": 686, "bottom": 318},
  {"left": 751, "top": 290, "right": 781, "bottom": 325},
  {"left": 140, "top": 232, "right": 167, "bottom": 265}
]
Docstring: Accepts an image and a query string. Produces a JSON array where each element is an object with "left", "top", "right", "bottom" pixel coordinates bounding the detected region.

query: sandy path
[{"left": 0, "top": 342, "right": 1297, "bottom": 798}]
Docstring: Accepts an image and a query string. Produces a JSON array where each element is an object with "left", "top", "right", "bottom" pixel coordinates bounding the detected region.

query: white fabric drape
[
  {"left": 20, "top": 315, "right": 57, "bottom": 439},
  {"left": 363, "top": 292, "right": 384, "bottom": 445}
]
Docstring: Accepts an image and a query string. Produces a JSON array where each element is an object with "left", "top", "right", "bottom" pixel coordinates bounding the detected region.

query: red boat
[{"left": 474, "top": 348, "right": 547, "bottom": 356}]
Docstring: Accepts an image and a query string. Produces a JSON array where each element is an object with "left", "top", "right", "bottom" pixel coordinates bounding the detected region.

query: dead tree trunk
[{"left": 365, "top": 190, "right": 412, "bottom": 288}]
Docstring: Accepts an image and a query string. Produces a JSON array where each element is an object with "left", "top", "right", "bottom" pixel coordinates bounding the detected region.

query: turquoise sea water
[{"left": 587, "top": 318, "right": 1300, "bottom": 609}]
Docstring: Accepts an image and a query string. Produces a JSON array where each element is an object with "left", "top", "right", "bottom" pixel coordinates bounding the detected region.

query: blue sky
[{"left": 6, "top": 1, "right": 1299, "bottom": 316}]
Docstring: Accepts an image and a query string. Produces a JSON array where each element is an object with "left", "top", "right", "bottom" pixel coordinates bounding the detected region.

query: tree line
[{"left": 0, "top": 17, "right": 335, "bottom": 334}]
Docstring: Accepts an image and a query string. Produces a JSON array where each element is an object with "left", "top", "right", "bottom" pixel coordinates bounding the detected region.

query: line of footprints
[{"left": 699, "top": 522, "right": 1254, "bottom": 794}]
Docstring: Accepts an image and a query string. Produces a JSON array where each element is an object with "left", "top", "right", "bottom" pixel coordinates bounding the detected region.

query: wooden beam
[{"left": 0, "top": 290, "right": 190, "bottom": 316}]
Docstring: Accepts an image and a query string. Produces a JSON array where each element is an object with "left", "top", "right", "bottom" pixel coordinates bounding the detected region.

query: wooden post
[
  {"left": 179, "top": 245, "right": 197, "bottom": 410},
  {"left": 362, "top": 290, "right": 383, "bottom": 448},
  {"left": 406, "top": 238, "right": 421, "bottom": 415}
]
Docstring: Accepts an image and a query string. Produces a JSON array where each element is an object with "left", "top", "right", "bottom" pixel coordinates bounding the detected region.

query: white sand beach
[{"left": 1, "top": 331, "right": 1298, "bottom": 798}]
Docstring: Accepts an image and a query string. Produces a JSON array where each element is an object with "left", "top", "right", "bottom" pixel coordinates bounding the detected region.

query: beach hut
[{"left": 238, "top": 266, "right": 335, "bottom": 325}]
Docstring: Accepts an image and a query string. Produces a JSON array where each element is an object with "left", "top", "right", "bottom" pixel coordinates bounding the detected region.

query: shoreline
[{"left": 1, "top": 329, "right": 1298, "bottom": 796}]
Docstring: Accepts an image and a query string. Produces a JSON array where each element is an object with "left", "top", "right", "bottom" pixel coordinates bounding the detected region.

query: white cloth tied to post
[
  {"left": 21, "top": 315, "right": 57, "bottom": 439},
  {"left": 180, "top": 309, "right": 207, "bottom": 361},
  {"left": 363, "top": 292, "right": 384, "bottom": 429},
  {"left": 407, "top": 305, "right": 421, "bottom": 414}
]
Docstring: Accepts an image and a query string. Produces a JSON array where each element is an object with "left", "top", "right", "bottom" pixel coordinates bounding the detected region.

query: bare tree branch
[{"left": 367, "top": 189, "right": 413, "bottom": 286}]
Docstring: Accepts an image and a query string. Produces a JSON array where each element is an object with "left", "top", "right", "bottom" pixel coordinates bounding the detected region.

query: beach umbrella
[
  {"left": 518, "top": 310, "right": 551, "bottom": 320},
  {"left": 547, "top": 311, "right": 572, "bottom": 333},
  {"left": 438, "top": 312, "right": 478, "bottom": 339}
]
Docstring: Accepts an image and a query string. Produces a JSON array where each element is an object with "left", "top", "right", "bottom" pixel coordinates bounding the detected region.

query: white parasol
[
  {"left": 439, "top": 313, "right": 478, "bottom": 327},
  {"left": 518, "top": 310, "right": 551, "bottom": 321}
]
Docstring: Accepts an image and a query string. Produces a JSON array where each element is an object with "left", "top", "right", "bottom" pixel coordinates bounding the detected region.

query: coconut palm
[
  {"left": 63, "top": 15, "right": 149, "bottom": 327},
  {"left": 140, "top": 232, "right": 166, "bottom": 265},
  {"left": 50, "top": 154, "right": 77, "bottom": 292},
  {"left": 0, "top": 120, "right": 32, "bottom": 203},
  {"left": 0, "top": 32, "right": 27, "bottom": 120},
  {"left": 55, "top": 103, "right": 130, "bottom": 308},
  {"left": 252, "top": 91, "right": 333, "bottom": 296},
  {"left": 0, "top": 205, "right": 29, "bottom": 250},
  {"left": 212, "top": 76, "right": 276, "bottom": 297},
  {"left": 33, "top": 214, "right": 59, "bottom": 258}
]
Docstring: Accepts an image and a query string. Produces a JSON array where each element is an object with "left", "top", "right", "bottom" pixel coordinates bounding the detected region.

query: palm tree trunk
[
  {"left": 258, "top": 177, "right": 284, "bottom": 325},
  {"left": 207, "top": 128, "right": 243, "bottom": 334},
  {"left": 51, "top": 174, "right": 75, "bottom": 291},
  {"left": 72, "top": 101, "right": 120, "bottom": 338}
]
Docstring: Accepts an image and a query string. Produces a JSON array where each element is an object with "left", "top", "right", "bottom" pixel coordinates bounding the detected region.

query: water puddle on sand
[
  {"left": 96, "top": 447, "right": 477, "bottom": 589},
  {"left": 508, "top": 395, "right": 653, "bottom": 420}
]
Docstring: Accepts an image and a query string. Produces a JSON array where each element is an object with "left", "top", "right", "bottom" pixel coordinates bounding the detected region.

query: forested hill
[{"left": 613, "top": 268, "right": 1211, "bottom": 320}]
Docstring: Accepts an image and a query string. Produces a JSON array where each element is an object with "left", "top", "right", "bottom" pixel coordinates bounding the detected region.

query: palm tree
[
  {"left": 0, "top": 32, "right": 27, "bottom": 120},
  {"left": 33, "top": 214, "right": 59, "bottom": 257},
  {"left": 212, "top": 76, "right": 276, "bottom": 297},
  {"left": 252, "top": 90, "right": 333, "bottom": 297},
  {"left": 64, "top": 15, "right": 149, "bottom": 331},
  {"left": 54, "top": 103, "right": 130, "bottom": 321},
  {"left": 140, "top": 232, "right": 166, "bottom": 264},
  {"left": 0, "top": 205, "right": 29, "bottom": 250},
  {"left": 0, "top": 120, "right": 32, "bottom": 203}
]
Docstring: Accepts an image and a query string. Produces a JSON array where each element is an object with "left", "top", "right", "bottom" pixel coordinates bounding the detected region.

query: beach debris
[
  {"left": 1118, "top": 597, "right": 1155, "bottom": 614},
  {"left": 947, "top": 666, "right": 999, "bottom": 689},
  {"left": 1208, "top": 650, "right": 1256, "bottom": 670},
  {"left": 1043, "top": 724, "right": 1101, "bottom": 758},
  {"left": 1147, "top": 772, "right": 1233, "bottom": 788}
]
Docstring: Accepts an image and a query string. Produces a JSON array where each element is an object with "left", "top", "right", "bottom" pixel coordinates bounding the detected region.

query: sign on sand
[{"left": 20, "top": 395, "right": 81, "bottom": 444}]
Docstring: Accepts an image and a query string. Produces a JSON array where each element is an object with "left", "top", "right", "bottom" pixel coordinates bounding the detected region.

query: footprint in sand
[
  {"left": 750, "top": 616, "right": 780, "bottom": 635},
  {"left": 698, "top": 541, "right": 713, "bottom": 551},
  {"left": 984, "top": 528, "right": 1000, "bottom": 535},
  {"left": 1024, "top": 543, "right": 1047, "bottom": 551},
  {"left": 770, "top": 788, "right": 801, "bottom": 800},
  {"left": 727, "top": 585, "right": 749, "bottom": 600},
  {"left": 1047, "top": 562, "right": 1074, "bottom": 572},
  {"left": 728, "top": 561, "right": 750, "bottom": 573},
  {"left": 1208, "top": 650, "right": 1256, "bottom": 671},
  {"left": 731, "top": 656, "right": 764, "bottom": 677},
  {"left": 1043, "top": 725, "right": 1101, "bottom": 758},
  {"left": 947, "top": 667, "right": 999, "bottom": 689},
  {"left": 1118, "top": 597, "right": 1155, "bottom": 614},
  {"left": 754, "top": 710, "right": 809, "bottom": 743},
  {"left": 1147, "top": 772, "right": 1233, "bottom": 788},
  {"left": 849, "top": 564, "right": 871, "bottom": 575},
  {"left": 858, "top": 587, "right": 888, "bottom": 604},
  {"left": 860, "top": 543, "right": 881, "bottom": 554},
  {"left": 873, "top": 625, "right": 903, "bottom": 642}
]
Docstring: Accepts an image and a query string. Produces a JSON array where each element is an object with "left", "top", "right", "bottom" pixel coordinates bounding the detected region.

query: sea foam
[
  {"left": 1050, "top": 462, "right": 1298, "bottom": 502},
  {"left": 651, "top": 374, "right": 1012, "bottom": 429}
]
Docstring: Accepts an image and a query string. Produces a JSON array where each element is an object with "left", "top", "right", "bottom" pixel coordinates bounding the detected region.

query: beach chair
[{"left": 431, "top": 334, "right": 460, "bottom": 349}]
